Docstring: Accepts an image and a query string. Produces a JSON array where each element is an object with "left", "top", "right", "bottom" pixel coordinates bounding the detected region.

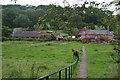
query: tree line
[{"left": 2, "top": 0, "right": 120, "bottom": 37}]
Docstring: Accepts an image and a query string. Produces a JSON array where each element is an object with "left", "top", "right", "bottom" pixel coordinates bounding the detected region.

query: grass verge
[{"left": 85, "top": 43, "right": 119, "bottom": 78}]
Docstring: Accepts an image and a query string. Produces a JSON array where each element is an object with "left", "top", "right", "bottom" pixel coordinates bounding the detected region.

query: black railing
[{"left": 36, "top": 58, "right": 78, "bottom": 80}]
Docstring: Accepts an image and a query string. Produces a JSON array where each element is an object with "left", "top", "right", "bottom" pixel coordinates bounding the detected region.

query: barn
[{"left": 11, "top": 28, "right": 52, "bottom": 38}]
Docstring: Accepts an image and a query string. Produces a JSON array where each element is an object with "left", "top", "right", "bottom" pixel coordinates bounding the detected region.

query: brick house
[{"left": 77, "top": 29, "right": 114, "bottom": 43}]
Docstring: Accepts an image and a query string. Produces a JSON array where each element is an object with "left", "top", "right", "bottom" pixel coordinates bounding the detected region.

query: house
[
  {"left": 78, "top": 27, "right": 88, "bottom": 36},
  {"left": 12, "top": 28, "right": 52, "bottom": 38},
  {"left": 77, "top": 29, "right": 114, "bottom": 43}
]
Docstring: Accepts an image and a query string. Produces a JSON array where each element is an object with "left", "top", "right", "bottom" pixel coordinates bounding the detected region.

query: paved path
[{"left": 77, "top": 45, "right": 87, "bottom": 78}]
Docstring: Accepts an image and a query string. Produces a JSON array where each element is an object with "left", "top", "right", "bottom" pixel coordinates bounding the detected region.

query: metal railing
[{"left": 36, "top": 58, "right": 79, "bottom": 80}]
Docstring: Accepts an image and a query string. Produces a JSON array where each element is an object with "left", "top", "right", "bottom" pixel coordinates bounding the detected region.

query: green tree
[
  {"left": 2, "top": 5, "right": 50, "bottom": 30},
  {"left": 2, "top": 26, "right": 12, "bottom": 37},
  {"left": 94, "top": 25, "right": 105, "bottom": 30},
  {"left": 33, "top": 23, "right": 44, "bottom": 30},
  {"left": 13, "top": 14, "right": 31, "bottom": 28},
  {"left": 2, "top": 8, "right": 20, "bottom": 28},
  {"left": 25, "top": 8, "right": 45, "bottom": 29}
]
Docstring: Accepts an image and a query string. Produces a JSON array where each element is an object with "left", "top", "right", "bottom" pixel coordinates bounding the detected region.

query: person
[{"left": 72, "top": 49, "right": 79, "bottom": 60}]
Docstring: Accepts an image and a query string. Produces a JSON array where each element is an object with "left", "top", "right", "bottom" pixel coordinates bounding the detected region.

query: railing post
[
  {"left": 71, "top": 66, "right": 72, "bottom": 78},
  {"left": 59, "top": 71, "right": 61, "bottom": 80},
  {"left": 65, "top": 68, "right": 67, "bottom": 80},
  {"left": 69, "top": 67, "right": 70, "bottom": 80},
  {"left": 46, "top": 77, "right": 49, "bottom": 80}
]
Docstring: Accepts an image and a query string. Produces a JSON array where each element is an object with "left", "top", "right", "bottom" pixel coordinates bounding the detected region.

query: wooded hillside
[{"left": 2, "top": 0, "right": 120, "bottom": 38}]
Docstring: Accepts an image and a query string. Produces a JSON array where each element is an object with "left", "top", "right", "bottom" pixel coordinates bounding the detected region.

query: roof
[
  {"left": 79, "top": 30, "right": 114, "bottom": 36},
  {"left": 54, "top": 33, "right": 61, "bottom": 35},
  {"left": 12, "top": 31, "right": 50, "bottom": 38},
  {"left": 87, "top": 30, "right": 109, "bottom": 34},
  {"left": 79, "top": 27, "right": 88, "bottom": 34},
  {"left": 46, "top": 31, "right": 53, "bottom": 33}
]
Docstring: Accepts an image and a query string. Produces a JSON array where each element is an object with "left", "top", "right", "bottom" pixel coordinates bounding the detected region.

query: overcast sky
[{"left": 1, "top": 0, "right": 114, "bottom": 6}]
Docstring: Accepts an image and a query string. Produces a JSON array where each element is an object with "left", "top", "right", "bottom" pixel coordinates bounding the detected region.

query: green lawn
[
  {"left": 85, "top": 43, "right": 118, "bottom": 78},
  {"left": 2, "top": 41, "right": 82, "bottom": 78}
]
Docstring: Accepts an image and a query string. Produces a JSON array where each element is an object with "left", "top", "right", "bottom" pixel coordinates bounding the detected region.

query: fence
[{"left": 36, "top": 58, "right": 79, "bottom": 80}]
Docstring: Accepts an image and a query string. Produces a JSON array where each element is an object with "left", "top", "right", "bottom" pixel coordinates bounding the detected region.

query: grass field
[
  {"left": 85, "top": 43, "right": 118, "bottom": 78},
  {"left": 2, "top": 41, "right": 82, "bottom": 78},
  {"left": 2, "top": 41, "right": 118, "bottom": 78}
]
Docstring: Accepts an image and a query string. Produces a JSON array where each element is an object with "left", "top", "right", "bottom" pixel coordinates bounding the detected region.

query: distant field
[
  {"left": 2, "top": 41, "right": 82, "bottom": 78},
  {"left": 85, "top": 43, "right": 118, "bottom": 78}
]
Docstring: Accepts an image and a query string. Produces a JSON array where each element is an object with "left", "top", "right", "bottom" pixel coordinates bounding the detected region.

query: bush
[
  {"left": 2, "top": 37, "right": 10, "bottom": 41},
  {"left": 39, "top": 35, "right": 53, "bottom": 41},
  {"left": 2, "top": 35, "right": 54, "bottom": 42},
  {"left": 2, "top": 26, "right": 12, "bottom": 37}
]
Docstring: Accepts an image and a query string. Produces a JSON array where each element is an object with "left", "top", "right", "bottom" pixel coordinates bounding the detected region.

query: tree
[
  {"left": 2, "top": 26, "right": 12, "bottom": 37},
  {"left": 2, "top": 8, "right": 20, "bottom": 28},
  {"left": 33, "top": 23, "right": 44, "bottom": 30},
  {"left": 108, "top": 1, "right": 120, "bottom": 76},
  {"left": 109, "top": 0, "right": 120, "bottom": 41},
  {"left": 2, "top": 5, "right": 50, "bottom": 30},
  {"left": 13, "top": 14, "right": 31, "bottom": 28},
  {"left": 25, "top": 8, "right": 45, "bottom": 29}
]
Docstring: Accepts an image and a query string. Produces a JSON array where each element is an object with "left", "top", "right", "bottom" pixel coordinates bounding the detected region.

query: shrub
[
  {"left": 2, "top": 37, "right": 9, "bottom": 41},
  {"left": 2, "top": 35, "right": 54, "bottom": 42},
  {"left": 39, "top": 35, "right": 53, "bottom": 41},
  {"left": 2, "top": 26, "right": 12, "bottom": 37}
]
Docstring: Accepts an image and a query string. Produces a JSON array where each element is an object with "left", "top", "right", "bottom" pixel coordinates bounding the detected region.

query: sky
[
  {"left": 1, "top": 0, "right": 115, "bottom": 6},
  {"left": 0, "top": 0, "right": 117, "bottom": 14}
]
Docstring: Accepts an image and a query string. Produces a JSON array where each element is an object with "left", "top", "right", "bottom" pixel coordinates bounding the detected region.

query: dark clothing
[{"left": 72, "top": 49, "right": 79, "bottom": 60}]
